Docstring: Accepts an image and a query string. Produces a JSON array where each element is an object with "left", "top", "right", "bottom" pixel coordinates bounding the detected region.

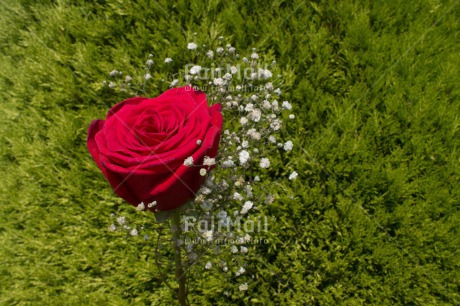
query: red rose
[{"left": 87, "top": 86, "right": 223, "bottom": 212}]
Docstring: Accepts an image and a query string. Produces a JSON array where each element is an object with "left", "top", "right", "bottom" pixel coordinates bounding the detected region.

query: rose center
[{"left": 133, "top": 110, "right": 180, "bottom": 146}]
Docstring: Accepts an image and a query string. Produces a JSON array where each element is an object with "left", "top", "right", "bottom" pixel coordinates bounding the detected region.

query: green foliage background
[{"left": 1, "top": 0, "right": 459, "bottom": 304}]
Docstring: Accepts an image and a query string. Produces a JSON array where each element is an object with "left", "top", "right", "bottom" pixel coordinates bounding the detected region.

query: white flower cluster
[
  {"left": 164, "top": 40, "right": 300, "bottom": 291},
  {"left": 107, "top": 210, "right": 150, "bottom": 240},
  {"left": 103, "top": 38, "right": 299, "bottom": 293}
]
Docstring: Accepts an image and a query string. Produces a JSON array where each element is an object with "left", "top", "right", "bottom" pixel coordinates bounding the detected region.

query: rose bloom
[{"left": 87, "top": 86, "right": 223, "bottom": 211}]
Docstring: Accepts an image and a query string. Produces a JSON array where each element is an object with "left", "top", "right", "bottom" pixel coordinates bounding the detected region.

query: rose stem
[{"left": 172, "top": 213, "right": 187, "bottom": 306}]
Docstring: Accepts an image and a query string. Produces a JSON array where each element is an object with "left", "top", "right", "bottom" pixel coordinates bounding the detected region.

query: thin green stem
[{"left": 171, "top": 213, "right": 187, "bottom": 306}]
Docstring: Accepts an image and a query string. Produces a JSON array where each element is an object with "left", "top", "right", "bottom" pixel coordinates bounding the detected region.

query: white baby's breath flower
[
  {"left": 231, "top": 245, "right": 238, "bottom": 253},
  {"left": 213, "top": 78, "right": 224, "bottom": 86},
  {"left": 130, "top": 229, "right": 138, "bottom": 236},
  {"left": 147, "top": 201, "right": 157, "bottom": 208},
  {"left": 289, "top": 171, "right": 298, "bottom": 180},
  {"left": 204, "top": 176, "right": 215, "bottom": 188},
  {"left": 184, "top": 156, "right": 194, "bottom": 167},
  {"left": 228, "top": 47, "right": 236, "bottom": 53},
  {"left": 284, "top": 140, "right": 293, "bottom": 152},
  {"left": 249, "top": 109, "right": 262, "bottom": 122},
  {"left": 251, "top": 53, "right": 259, "bottom": 60},
  {"left": 136, "top": 202, "right": 145, "bottom": 211},
  {"left": 258, "top": 68, "right": 272, "bottom": 79},
  {"left": 271, "top": 100, "right": 279, "bottom": 111},
  {"left": 239, "top": 150, "right": 250, "bottom": 165},
  {"left": 116, "top": 216, "right": 126, "bottom": 225},
  {"left": 241, "top": 140, "right": 249, "bottom": 148},
  {"left": 200, "top": 187, "right": 212, "bottom": 195},
  {"left": 241, "top": 201, "right": 253, "bottom": 214},
  {"left": 164, "top": 57, "right": 173, "bottom": 63},
  {"left": 265, "top": 194, "right": 275, "bottom": 204},
  {"left": 234, "top": 177, "right": 245, "bottom": 187},
  {"left": 245, "top": 103, "right": 254, "bottom": 112},
  {"left": 262, "top": 100, "right": 271, "bottom": 109},
  {"left": 109, "top": 70, "right": 118, "bottom": 77},
  {"left": 242, "top": 57, "right": 249, "bottom": 63},
  {"left": 243, "top": 185, "right": 252, "bottom": 195},
  {"left": 223, "top": 73, "right": 232, "bottom": 80},
  {"left": 289, "top": 114, "right": 295, "bottom": 119},
  {"left": 216, "top": 47, "right": 224, "bottom": 54},
  {"left": 231, "top": 66, "right": 238, "bottom": 74},
  {"left": 190, "top": 65, "right": 201, "bottom": 75},
  {"left": 205, "top": 262, "right": 212, "bottom": 270},
  {"left": 203, "top": 156, "right": 216, "bottom": 166},
  {"left": 270, "top": 119, "right": 281, "bottom": 131},
  {"left": 236, "top": 267, "right": 246, "bottom": 276},
  {"left": 264, "top": 69, "right": 273, "bottom": 78},
  {"left": 202, "top": 230, "right": 213, "bottom": 242},
  {"left": 217, "top": 210, "right": 227, "bottom": 219},
  {"left": 233, "top": 192, "right": 244, "bottom": 201},
  {"left": 201, "top": 201, "right": 212, "bottom": 211},
  {"left": 260, "top": 158, "right": 270, "bottom": 169},
  {"left": 282, "top": 101, "right": 292, "bottom": 110},
  {"left": 108, "top": 224, "right": 117, "bottom": 231},
  {"left": 250, "top": 131, "right": 261, "bottom": 140},
  {"left": 108, "top": 82, "right": 115, "bottom": 88},
  {"left": 144, "top": 73, "right": 152, "bottom": 80},
  {"left": 240, "top": 246, "right": 248, "bottom": 253},
  {"left": 206, "top": 50, "right": 214, "bottom": 58},
  {"left": 125, "top": 75, "right": 132, "bottom": 82},
  {"left": 170, "top": 79, "right": 179, "bottom": 87},
  {"left": 222, "top": 160, "right": 235, "bottom": 168},
  {"left": 187, "top": 42, "right": 198, "bottom": 50},
  {"left": 268, "top": 135, "right": 276, "bottom": 143},
  {"left": 240, "top": 117, "right": 248, "bottom": 125},
  {"left": 265, "top": 82, "right": 273, "bottom": 91},
  {"left": 146, "top": 59, "right": 154, "bottom": 66},
  {"left": 274, "top": 88, "right": 282, "bottom": 95},
  {"left": 219, "top": 180, "right": 229, "bottom": 190},
  {"left": 199, "top": 168, "right": 207, "bottom": 176}
]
